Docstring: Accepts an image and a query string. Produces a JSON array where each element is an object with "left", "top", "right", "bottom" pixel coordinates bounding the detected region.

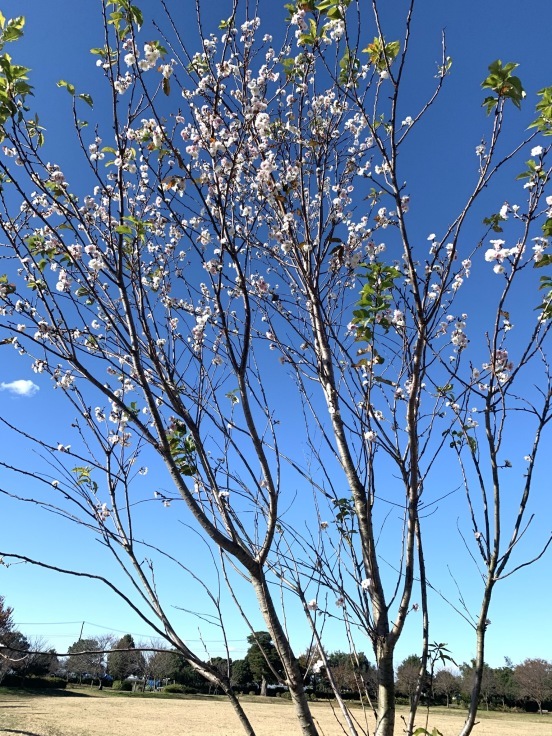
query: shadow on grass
[
  {"left": 0, "top": 688, "right": 91, "bottom": 699},
  {"left": 1, "top": 730, "right": 44, "bottom": 736}
]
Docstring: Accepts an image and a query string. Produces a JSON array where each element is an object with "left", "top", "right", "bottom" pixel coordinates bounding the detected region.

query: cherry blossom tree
[{"left": 0, "top": 2, "right": 551, "bottom": 736}]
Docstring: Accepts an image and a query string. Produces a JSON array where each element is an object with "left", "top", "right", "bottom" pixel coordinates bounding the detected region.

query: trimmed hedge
[{"left": 163, "top": 684, "right": 198, "bottom": 694}]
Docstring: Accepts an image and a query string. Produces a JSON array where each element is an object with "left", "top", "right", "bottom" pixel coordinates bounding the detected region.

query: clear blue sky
[{"left": 1, "top": 0, "right": 551, "bottom": 671}]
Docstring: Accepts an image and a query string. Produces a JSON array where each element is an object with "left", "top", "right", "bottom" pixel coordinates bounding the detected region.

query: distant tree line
[
  {"left": 0, "top": 596, "right": 59, "bottom": 685},
  {"left": 396, "top": 654, "right": 552, "bottom": 714},
  {"left": 1, "top": 596, "right": 550, "bottom": 715}
]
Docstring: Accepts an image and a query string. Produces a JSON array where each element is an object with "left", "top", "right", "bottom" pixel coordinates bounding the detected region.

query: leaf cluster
[
  {"left": 284, "top": 0, "right": 352, "bottom": 23},
  {"left": 352, "top": 261, "right": 401, "bottom": 343},
  {"left": 106, "top": 0, "right": 143, "bottom": 39},
  {"left": 166, "top": 419, "right": 197, "bottom": 477},
  {"left": 0, "top": 13, "right": 25, "bottom": 50},
  {"left": 73, "top": 466, "right": 99, "bottom": 496},
  {"left": 362, "top": 37, "right": 401, "bottom": 73},
  {"left": 530, "top": 85, "right": 552, "bottom": 135},
  {"left": 0, "top": 15, "right": 31, "bottom": 132},
  {"left": 0, "top": 53, "right": 32, "bottom": 135},
  {"left": 535, "top": 263, "right": 552, "bottom": 320},
  {"left": 481, "top": 60, "right": 524, "bottom": 115}
]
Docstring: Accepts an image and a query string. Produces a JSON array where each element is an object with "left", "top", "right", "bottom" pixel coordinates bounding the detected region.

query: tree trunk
[
  {"left": 251, "top": 576, "right": 319, "bottom": 736},
  {"left": 375, "top": 647, "right": 395, "bottom": 736},
  {"left": 260, "top": 676, "right": 267, "bottom": 697},
  {"left": 458, "top": 590, "right": 493, "bottom": 736},
  {"left": 222, "top": 684, "right": 258, "bottom": 736}
]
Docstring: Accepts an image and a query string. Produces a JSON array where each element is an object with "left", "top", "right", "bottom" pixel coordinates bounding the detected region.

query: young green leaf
[
  {"left": 481, "top": 60, "right": 524, "bottom": 114},
  {"left": 57, "top": 79, "right": 75, "bottom": 96},
  {"left": 78, "top": 93, "right": 94, "bottom": 108}
]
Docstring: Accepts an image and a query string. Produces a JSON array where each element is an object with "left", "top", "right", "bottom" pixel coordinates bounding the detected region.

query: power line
[
  {"left": 14, "top": 620, "right": 248, "bottom": 644},
  {"left": 15, "top": 621, "right": 85, "bottom": 626}
]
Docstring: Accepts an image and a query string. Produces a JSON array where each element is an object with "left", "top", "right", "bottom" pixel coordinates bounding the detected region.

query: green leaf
[
  {"left": 57, "top": 79, "right": 75, "bottom": 96},
  {"left": 542, "top": 218, "right": 552, "bottom": 238},
  {"left": 339, "top": 47, "right": 360, "bottom": 86},
  {"left": 130, "top": 5, "right": 143, "bottom": 28},
  {"left": 0, "top": 273, "right": 15, "bottom": 294},
  {"left": 27, "top": 279, "right": 45, "bottom": 291},
  {"left": 483, "top": 213, "right": 505, "bottom": 233},
  {"left": 219, "top": 18, "right": 233, "bottom": 29},
  {"left": 373, "top": 376, "right": 395, "bottom": 386},
  {"left": 281, "top": 56, "right": 299, "bottom": 80},
  {"left": 516, "top": 158, "right": 546, "bottom": 182},
  {"left": 535, "top": 253, "right": 552, "bottom": 269},
  {"left": 316, "top": 0, "right": 351, "bottom": 18},
  {"left": 78, "top": 93, "right": 93, "bottom": 108}
]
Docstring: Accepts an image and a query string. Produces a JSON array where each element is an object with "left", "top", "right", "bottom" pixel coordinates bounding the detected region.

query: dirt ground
[{"left": 1, "top": 692, "right": 551, "bottom": 736}]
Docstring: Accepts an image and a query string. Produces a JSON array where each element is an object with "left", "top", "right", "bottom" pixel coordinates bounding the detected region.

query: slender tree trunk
[
  {"left": 458, "top": 591, "right": 493, "bottom": 736},
  {"left": 375, "top": 645, "right": 396, "bottom": 736},
  {"left": 251, "top": 576, "right": 319, "bottom": 736},
  {"left": 222, "top": 684, "right": 258, "bottom": 736},
  {"left": 405, "top": 518, "right": 429, "bottom": 736}
]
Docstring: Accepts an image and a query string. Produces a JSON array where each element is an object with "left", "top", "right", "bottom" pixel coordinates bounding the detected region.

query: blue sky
[{"left": 0, "top": 0, "right": 551, "bottom": 672}]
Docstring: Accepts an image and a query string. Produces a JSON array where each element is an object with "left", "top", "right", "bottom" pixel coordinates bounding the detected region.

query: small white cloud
[{"left": 0, "top": 379, "right": 39, "bottom": 397}]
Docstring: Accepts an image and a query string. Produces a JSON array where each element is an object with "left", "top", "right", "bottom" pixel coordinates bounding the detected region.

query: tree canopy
[
  {"left": 107, "top": 634, "right": 145, "bottom": 680},
  {"left": 515, "top": 658, "right": 552, "bottom": 714},
  {"left": 0, "top": 2, "right": 551, "bottom": 736},
  {"left": 0, "top": 597, "right": 31, "bottom": 683},
  {"left": 245, "top": 632, "right": 283, "bottom": 696},
  {"left": 66, "top": 639, "right": 105, "bottom": 683}
]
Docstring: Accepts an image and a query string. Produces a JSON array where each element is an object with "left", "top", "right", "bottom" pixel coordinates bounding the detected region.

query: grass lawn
[{"left": 1, "top": 688, "right": 551, "bottom": 736}]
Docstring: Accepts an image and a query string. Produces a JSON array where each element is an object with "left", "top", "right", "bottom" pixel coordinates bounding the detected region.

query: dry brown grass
[{"left": 1, "top": 690, "right": 551, "bottom": 736}]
